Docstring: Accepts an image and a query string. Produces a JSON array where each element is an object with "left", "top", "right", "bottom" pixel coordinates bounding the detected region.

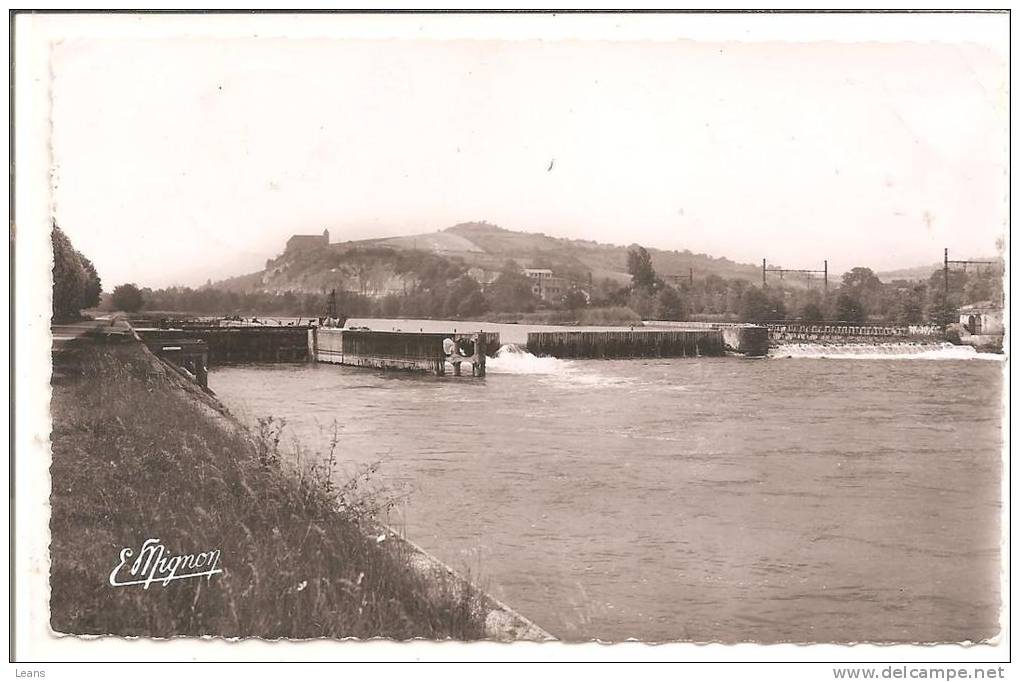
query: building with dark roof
[{"left": 286, "top": 229, "right": 329, "bottom": 253}]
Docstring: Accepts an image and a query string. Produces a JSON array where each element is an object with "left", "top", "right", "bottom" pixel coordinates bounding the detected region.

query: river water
[{"left": 209, "top": 321, "right": 1003, "bottom": 643}]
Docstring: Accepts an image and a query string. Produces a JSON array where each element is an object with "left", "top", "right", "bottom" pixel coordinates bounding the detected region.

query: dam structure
[
  {"left": 642, "top": 321, "right": 770, "bottom": 356},
  {"left": 526, "top": 329, "right": 728, "bottom": 359},
  {"left": 134, "top": 324, "right": 312, "bottom": 364},
  {"left": 135, "top": 320, "right": 777, "bottom": 386},
  {"left": 313, "top": 328, "right": 499, "bottom": 376},
  {"left": 765, "top": 322, "right": 944, "bottom": 343}
]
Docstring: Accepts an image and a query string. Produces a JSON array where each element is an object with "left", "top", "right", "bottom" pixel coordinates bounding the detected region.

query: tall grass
[{"left": 49, "top": 343, "right": 485, "bottom": 639}]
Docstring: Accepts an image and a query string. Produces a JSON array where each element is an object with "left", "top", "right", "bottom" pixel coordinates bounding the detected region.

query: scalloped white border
[{"left": 10, "top": 8, "right": 1010, "bottom": 666}]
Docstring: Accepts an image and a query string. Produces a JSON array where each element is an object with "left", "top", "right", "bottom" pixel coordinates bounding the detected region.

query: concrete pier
[
  {"left": 314, "top": 329, "right": 497, "bottom": 376},
  {"left": 721, "top": 326, "right": 770, "bottom": 356},
  {"left": 526, "top": 329, "right": 725, "bottom": 359}
]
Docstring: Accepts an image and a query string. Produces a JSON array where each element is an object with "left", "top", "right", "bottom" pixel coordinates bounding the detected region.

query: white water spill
[
  {"left": 487, "top": 344, "right": 634, "bottom": 389},
  {"left": 772, "top": 342, "right": 1003, "bottom": 361},
  {"left": 486, "top": 344, "right": 568, "bottom": 374}
]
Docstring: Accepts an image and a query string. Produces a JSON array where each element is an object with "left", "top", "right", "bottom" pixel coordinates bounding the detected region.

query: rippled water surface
[{"left": 210, "top": 340, "right": 1003, "bottom": 642}]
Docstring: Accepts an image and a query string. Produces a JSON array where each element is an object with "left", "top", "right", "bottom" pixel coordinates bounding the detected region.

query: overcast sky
[{"left": 51, "top": 30, "right": 1007, "bottom": 288}]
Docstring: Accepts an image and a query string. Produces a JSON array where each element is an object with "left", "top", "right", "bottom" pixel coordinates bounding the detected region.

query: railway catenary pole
[
  {"left": 762, "top": 260, "right": 828, "bottom": 288},
  {"left": 942, "top": 248, "right": 998, "bottom": 327}
]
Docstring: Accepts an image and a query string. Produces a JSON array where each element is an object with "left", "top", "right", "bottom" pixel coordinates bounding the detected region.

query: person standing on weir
[
  {"left": 443, "top": 335, "right": 484, "bottom": 376},
  {"left": 443, "top": 337, "right": 463, "bottom": 375}
]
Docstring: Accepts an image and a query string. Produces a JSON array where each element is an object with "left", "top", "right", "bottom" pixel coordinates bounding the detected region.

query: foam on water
[
  {"left": 487, "top": 344, "right": 633, "bottom": 388},
  {"left": 486, "top": 344, "right": 571, "bottom": 374},
  {"left": 771, "top": 342, "right": 1002, "bottom": 361}
]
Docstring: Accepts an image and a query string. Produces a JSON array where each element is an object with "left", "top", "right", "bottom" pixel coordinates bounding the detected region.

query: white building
[
  {"left": 523, "top": 269, "right": 566, "bottom": 303},
  {"left": 959, "top": 301, "right": 1004, "bottom": 336}
]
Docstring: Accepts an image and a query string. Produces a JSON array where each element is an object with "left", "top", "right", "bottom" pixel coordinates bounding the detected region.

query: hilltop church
[{"left": 286, "top": 229, "right": 329, "bottom": 253}]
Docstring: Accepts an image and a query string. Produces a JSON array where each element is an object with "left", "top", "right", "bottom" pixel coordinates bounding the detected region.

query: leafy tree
[
  {"left": 486, "top": 261, "right": 538, "bottom": 312},
  {"left": 443, "top": 275, "right": 484, "bottom": 318},
  {"left": 380, "top": 294, "right": 402, "bottom": 318},
  {"left": 50, "top": 224, "right": 103, "bottom": 321},
  {"left": 655, "top": 286, "right": 687, "bottom": 321},
  {"left": 835, "top": 292, "right": 865, "bottom": 322},
  {"left": 457, "top": 290, "right": 488, "bottom": 318},
  {"left": 111, "top": 283, "right": 145, "bottom": 312},
  {"left": 841, "top": 266, "right": 883, "bottom": 292},
  {"left": 724, "top": 279, "right": 749, "bottom": 316},
  {"left": 52, "top": 225, "right": 89, "bottom": 321},
  {"left": 964, "top": 267, "right": 1003, "bottom": 305},
  {"left": 79, "top": 256, "right": 102, "bottom": 310},
  {"left": 740, "top": 287, "right": 783, "bottom": 323},
  {"left": 561, "top": 288, "right": 588, "bottom": 311},
  {"left": 898, "top": 284, "right": 927, "bottom": 324},
  {"left": 627, "top": 246, "right": 657, "bottom": 291},
  {"left": 839, "top": 267, "right": 883, "bottom": 319},
  {"left": 800, "top": 302, "right": 824, "bottom": 322},
  {"left": 627, "top": 287, "right": 657, "bottom": 319}
]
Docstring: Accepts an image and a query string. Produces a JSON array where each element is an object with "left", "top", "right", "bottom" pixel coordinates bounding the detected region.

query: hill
[
  {"left": 212, "top": 221, "right": 765, "bottom": 296},
  {"left": 877, "top": 257, "right": 1001, "bottom": 283}
]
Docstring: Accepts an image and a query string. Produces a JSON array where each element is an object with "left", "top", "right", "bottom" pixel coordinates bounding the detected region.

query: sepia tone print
[{"left": 42, "top": 21, "right": 1005, "bottom": 646}]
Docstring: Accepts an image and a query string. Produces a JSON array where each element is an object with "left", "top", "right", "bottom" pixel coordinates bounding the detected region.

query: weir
[
  {"left": 141, "top": 338, "right": 210, "bottom": 388},
  {"left": 135, "top": 326, "right": 312, "bottom": 364},
  {"left": 526, "top": 329, "right": 726, "bottom": 359},
  {"left": 644, "top": 321, "right": 769, "bottom": 356},
  {"left": 766, "top": 322, "right": 944, "bottom": 343},
  {"left": 313, "top": 328, "right": 499, "bottom": 376}
]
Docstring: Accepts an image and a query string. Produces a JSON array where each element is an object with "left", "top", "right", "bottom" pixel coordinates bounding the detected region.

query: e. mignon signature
[{"left": 109, "top": 538, "right": 223, "bottom": 589}]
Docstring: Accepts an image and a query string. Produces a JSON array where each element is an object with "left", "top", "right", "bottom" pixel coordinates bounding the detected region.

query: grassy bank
[{"left": 49, "top": 341, "right": 486, "bottom": 639}]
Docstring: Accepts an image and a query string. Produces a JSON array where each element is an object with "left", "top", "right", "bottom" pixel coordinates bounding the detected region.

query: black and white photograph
[{"left": 10, "top": 8, "right": 1011, "bottom": 674}]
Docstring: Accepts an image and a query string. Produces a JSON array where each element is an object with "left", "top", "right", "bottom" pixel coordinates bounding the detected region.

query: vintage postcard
[{"left": 10, "top": 9, "right": 1010, "bottom": 673}]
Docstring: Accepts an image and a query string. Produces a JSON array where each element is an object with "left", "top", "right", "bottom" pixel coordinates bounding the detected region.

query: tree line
[
  {"left": 616, "top": 245, "right": 1001, "bottom": 324},
  {"left": 142, "top": 259, "right": 542, "bottom": 320},
  {"left": 139, "top": 245, "right": 1001, "bottom": 325}
]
